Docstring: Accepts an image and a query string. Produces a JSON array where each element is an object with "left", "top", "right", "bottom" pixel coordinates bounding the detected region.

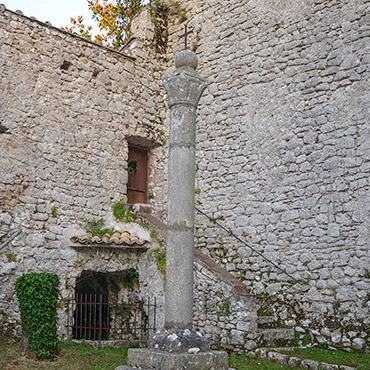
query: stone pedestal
[{"left": 126, "top": 348, "right": 229, "bottom": 370}]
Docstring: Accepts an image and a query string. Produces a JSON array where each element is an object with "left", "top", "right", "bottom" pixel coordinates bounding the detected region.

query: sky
[{"left": 2, "top": 0, "right": 149, "bottom": 35}]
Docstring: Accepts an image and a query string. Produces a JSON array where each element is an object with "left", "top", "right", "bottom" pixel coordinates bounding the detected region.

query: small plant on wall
[
  {"left": 128, "top": 159, "right": 137, "bottom": 173},
  {"left": 15, "top": 272, "right": 60, "bottom": 359},
  {"left": 85, "top": 218, "right": 115, "bottom": 238},
  {"left": 113, "top": 201, "right": 135, "bottom": 223},
  {"left": 123, "top": 267, "right": 140, "bottom": 288}
]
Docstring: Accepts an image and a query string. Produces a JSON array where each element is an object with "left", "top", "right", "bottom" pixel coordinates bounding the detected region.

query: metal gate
[{"left": 66, "top": 294, "right": 156, "bottom": 347}]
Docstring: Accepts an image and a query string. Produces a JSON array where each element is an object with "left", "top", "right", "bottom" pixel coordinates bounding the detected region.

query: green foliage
[
  {"left": 223, "top": 297, "right": 231, "bottom": 315},
  {"left": 123, "top": 267, "right": 139, "bottom": 288},
  {"left": 0, "top": 340, "right": 130, "bottom": 369},
  {"left": 51, "top": 206, "right": 57, "bottom": 218},
  {"left": 150, "top": 229, "right": 160, "bottom": 243},
  {"left": 66, "top": 0, "right": 145, "bottom": 50},
  {"left": 15, "top": 273, "right": 60, "bottom": 359},
  {"left": 318, "top": 341, "right": 329, "bottom": 349},
  {"left": 127, "top": 159, "right": 137, "bottom": 173},
  {"left": 302, "top": 333, "right": 312, "bottom": 346},
  {"left": 226, "top": 328, "right": 232, "bottom": 339},
  {"left": 85, "top": 218, "right": 115, "bottom": 238},
  {"left": 359, "top": 270, "right": 370, "bottom": 279},
  {"left": 113, "top": 202, "right": 135, "bottom": 223},
  {"left": 203, "top": 296, "right": 208, "bottom": 313},
  {"left": 211, "top": 339, "right": 222, "bottom": 351},
  {"left": 281, "top": 347, "right": 370, "bottom": 369},
  {"left": 150, "top": 0, "right": 170, "bottom": 29},
  {"left": 151, "top": 0, "right": 169, "bottom": 13},
  {"left": 229, "top": 354, "right": 302, "bottom": 369},
  {"left": 171, "top": 0, "right": 187, "bottom": 22},
  {"left": 74, "top": 256, "right": 85, "bottom": 268},
  {"left": 0, "top": 309, "right": 17, "bottom": 340},
  {"left": 292, "top": 332, "right": 301, "bottom": 347},
  {"left": 6, "top": 253, "right": 17, "bottom": 262},
  {"left": 152, "top": 248, "right": 166, "bottom": 275},
  {"left": 257, "top": 307, "right": 271, "bottom": 317}
]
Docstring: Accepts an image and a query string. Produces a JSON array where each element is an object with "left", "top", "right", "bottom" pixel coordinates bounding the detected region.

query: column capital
[{"left": 163, "top": 51, "right": 207, "bottom": 109}]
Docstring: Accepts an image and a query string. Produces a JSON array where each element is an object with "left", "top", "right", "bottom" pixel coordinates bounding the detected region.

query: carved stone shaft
[{"left": 163, "top": 50, "right": 207, "bottom": 329}]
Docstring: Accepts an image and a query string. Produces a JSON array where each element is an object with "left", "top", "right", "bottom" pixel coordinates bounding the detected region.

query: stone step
[
  {"left": 259, "top": 328, "right": 295, "bottom": 346},
  {"left": 257, "top": 315, "right": 276, "bottom": 326},
  {"left": 252, "top": 348, "right": 357, "bottom": 370}
]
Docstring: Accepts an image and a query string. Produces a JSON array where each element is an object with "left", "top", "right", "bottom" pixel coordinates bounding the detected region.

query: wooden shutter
[{"left": 127, "top": 146, "right": 148, "bottom": 204}]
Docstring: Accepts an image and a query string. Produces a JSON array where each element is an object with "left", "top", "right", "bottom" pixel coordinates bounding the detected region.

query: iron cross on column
[{"left": 178, "top": 22, "right": 194, "bottom": 50}]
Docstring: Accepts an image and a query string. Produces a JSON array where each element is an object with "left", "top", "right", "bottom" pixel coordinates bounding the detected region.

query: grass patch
[
  {"left": 280, "top": 348, "right": 370, "bottom": 369},
  {"left": 0, "top": 339, "right": 128, "bottom": 370},
  {"left": 2, "top": 338, "right": 368, "bottom": 370},
  {"left": 229, "top": 354, "right": 301, "bottom": 369}
]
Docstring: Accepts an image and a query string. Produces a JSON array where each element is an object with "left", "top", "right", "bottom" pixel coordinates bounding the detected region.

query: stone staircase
[
  {"left": 257, "top": 314, "right": 296, "bottom": 347},
  {"left": 138, "top": 208, "right": 298, "bottom": 352}
]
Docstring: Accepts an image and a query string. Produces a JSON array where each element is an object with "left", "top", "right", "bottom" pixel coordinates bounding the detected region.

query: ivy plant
[{"left": 15, "top": 272, "right": 60, "bottom": 359}]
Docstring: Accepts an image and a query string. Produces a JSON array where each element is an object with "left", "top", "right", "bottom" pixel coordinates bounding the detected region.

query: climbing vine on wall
[{"left": 15, "top": 273, "right": 60, "bottom": 359}]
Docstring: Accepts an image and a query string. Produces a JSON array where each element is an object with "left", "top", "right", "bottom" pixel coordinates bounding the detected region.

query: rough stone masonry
[
  {"left": 0, "top": 0, "right": 369, "bottom": 352},
  {"left": 0, "top": 4, "right": 257, "bottom": 356},
  {"left": 0, "top": 3, "right": 167, "bottom": 338},
  {"left": 164, "top": 0, "right": 370, "bottom": 350}
]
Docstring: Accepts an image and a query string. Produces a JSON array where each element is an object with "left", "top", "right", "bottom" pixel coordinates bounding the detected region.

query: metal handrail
[
  {"left": 195, "top": 207, "right": 302, "bottom": 285},
  {"left": 0, "top": 228, "right": 22, "bottom": 251}
]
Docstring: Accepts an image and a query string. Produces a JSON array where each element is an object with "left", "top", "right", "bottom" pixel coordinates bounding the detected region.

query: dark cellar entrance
[
  {"left": 73, "top": 271, "right": 110, "bottom": 340},
  {"left": 68, "top": 269, "right": 156, "bottom": 344}
]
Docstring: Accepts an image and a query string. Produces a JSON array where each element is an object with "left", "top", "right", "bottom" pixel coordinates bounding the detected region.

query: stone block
[
  {"left": 267, "top": 351, "right": 289, "bottom": 364},
  {"left": 288, "top": 357, "right": 302, "bottom": 367},
  {"left": 301, "top": 359, "right": 320, "bottom": 369},
  {"left": 319, "top": 362, "right": 339, "bottom": 370},
  {"left": 128, "top": 348, "right": 228, "bottom": 370}
]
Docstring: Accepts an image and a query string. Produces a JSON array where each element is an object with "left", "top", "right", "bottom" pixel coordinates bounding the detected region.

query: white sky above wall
[{"left": 2, "top": 0, "right": 150, "bottom": 35}]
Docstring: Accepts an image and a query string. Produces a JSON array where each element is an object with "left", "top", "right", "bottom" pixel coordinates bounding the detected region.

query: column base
[{"left": 149, "top": 327, "right": 210, "bottom": 353}]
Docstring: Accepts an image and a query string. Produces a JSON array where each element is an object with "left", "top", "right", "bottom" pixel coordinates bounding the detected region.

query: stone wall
[
  {"left": 194, "top": 249, "right": 258, "bottom": 353},
  {"left": 0, "top": 5, "right": 166, "bottom": 337},
  {"left": 1, "top": 0, "right": 369, "bottom": 352},
  {"left": 123, "top": 6, "right": 170, "bottom": 220},
  {"left": 164, "top": 0, "right": 370, "bottom": 350}
]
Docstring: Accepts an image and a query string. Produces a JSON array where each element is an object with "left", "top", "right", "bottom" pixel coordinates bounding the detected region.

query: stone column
[
  {"left": 163, "top": 50, "right": 207, "bottom": 329},
  {"left": 125, "top": 51, "right": 228, "bottom": 370}
]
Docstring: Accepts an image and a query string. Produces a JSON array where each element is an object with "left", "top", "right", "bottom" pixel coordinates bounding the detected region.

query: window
[{"left": 127, "top": 145, "right": 148, "bottom": 204}]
